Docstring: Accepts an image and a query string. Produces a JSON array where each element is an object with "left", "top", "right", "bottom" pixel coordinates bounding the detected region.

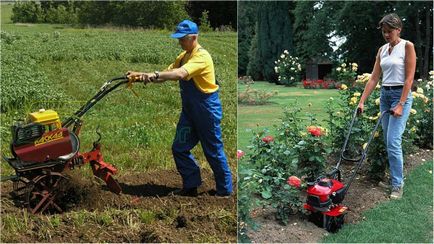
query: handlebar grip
[{"left": 357, "top": 107, "right": 362, "bottom": 116}]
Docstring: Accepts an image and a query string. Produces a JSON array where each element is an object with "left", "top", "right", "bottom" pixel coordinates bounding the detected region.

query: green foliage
[
  {"left": 246, "top": 30, "right": 262, "bottom": 81},
  {"left": 239, "top": 103, "right": 330, "bottom": 229},
  {"left": 292, "top": 1, "right": 335, "bottom": 64},
  {"left": 238, "top": 1, "right": 258, "bottom": 75},
  {"left": 294, "top": 127, "right": 330, "bottom": 181},
  {"left": 1, "top": 42, "right": 68, "bottom": 112},
  {"left": 44, "top": 4, "right": 78, "bottom": 24},
  {"left": 274, "top": 52, "right": 302, "bottom": 86},
  {"left": 256, "top": 1, "right": 295, "bottom": 82},
  {"left": 238, "top": 84, "right": 277, "bottom": 105},
  {"left": 11, "top": 1, "right": 43, "bottom": 23},
  {"left": 237, "top": 164, "right": 261, "bottom": 242},
  {"left": 410, "top": 76, "right": 433, "bottom": 149},
  {"left": 199, "top": 10, "right": 212, "bottom": 32},
  {"left": 11, "top": 1, "right": 189, "bottom": 29},
  {"left": 333, "top": 62, "right": 358, "bottom": 86}
]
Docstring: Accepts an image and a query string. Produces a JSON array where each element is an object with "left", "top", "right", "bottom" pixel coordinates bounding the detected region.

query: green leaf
[{"left": 261, "top": 190, "right": 272, "bottom": 199}]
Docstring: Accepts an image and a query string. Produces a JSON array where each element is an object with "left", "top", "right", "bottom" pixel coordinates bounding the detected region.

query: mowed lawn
[{"left": 238, "top": 82, "right": 339, "bottom": 150}]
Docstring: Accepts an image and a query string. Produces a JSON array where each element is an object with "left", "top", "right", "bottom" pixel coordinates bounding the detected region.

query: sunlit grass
[{"left": 237, "top": 82, "right": 339, "bottom": 150}]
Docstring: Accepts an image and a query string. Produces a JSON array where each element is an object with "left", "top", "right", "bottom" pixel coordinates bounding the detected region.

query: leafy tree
[
  {"left": 11, "top": 1, "right": 43, "bottom": 23},
  {"left": 293, "top": 1, "right": 337, "bottom": 65},
  {"left": 246, "top": 30, "right": 262, "bottom": 81},
  {"left": 256, "top": 1, "right": 295, "bottom": 82},
  {"left": 199, "top": 10, "right": 212, "bottom": 32},
  {"left": 334, "top": 1, "right": 432, "bottom": 77},
  {"left": 238, "top": 1, "right": 259, "bottom": 76},
  {"left": 394, "top": 1, "right": 433, "bottom": 79}
]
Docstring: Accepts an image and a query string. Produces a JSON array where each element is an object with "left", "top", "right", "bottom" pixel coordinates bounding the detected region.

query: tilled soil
[
  {"left": 247, "top": 149, "right": 432, "bottom": 243},
  {"left": 0, "top": 168, "right": 236, "bottom": 243}
]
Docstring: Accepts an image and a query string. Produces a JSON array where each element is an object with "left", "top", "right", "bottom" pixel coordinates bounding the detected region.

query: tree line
[
  {"left": 239, "top": 1, "right": 433, "bottom": 82},
  {"left": 11, "top": 1, "right": 236, "bottom": 30}
]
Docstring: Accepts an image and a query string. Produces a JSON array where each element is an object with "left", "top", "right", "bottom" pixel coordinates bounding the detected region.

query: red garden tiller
[
  {"left": 2, "top": 76, "right": 139, "bottom": 214},
  {"left": 304, "top": 108, "right": 392, "bottom": 232}
]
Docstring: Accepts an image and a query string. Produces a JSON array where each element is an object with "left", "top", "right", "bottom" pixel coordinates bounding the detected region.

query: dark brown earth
[
  {"left": 0, "top": 168, "right": 236, "bottom": 243},
  {"left": 247, "top": 148, "right": 433, "bottom": 243}
]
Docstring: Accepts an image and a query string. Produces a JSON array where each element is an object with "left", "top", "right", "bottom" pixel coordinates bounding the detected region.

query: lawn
[
  {"left": 237, "top": 81, "right": 339, "bottom": 150},
  {"left": 323, "top": 160, "right": 433, "bottom": 243}
]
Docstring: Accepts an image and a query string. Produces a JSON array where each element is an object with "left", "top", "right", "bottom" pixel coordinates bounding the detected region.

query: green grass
[
  {"left": 323, "top": 161, "right": 433, "bottom": 243},
  {"left": 237, "top": 82, "right": 339, "bottom": 150},
  {"left": 1, "top": 12, "right": 237, "bottom": 175},
  {"left": 1, "top": 2, "right": 13, "bottom": 25}
]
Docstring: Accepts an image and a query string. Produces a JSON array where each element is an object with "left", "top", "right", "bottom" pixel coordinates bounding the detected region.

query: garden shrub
[
  {"left": 238, "top": 84, "right": 277, "bottom": 105},
  {"left": 274, "top": 51, "right": 302, "bottom": 86}
]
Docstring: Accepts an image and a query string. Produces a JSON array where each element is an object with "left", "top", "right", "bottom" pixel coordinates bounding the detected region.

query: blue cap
[{"left": 171, "top": 20, "right": 198, "bottom": 39}]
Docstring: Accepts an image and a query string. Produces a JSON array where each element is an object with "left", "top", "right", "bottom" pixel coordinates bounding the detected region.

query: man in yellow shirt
[{"left": 127, "top": 20, "right": 232, "bottom": 197}]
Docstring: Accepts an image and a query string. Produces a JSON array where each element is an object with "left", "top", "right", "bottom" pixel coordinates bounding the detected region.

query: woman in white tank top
[{"left": 357, "top": 13, "right": 416, "bottom": 200}]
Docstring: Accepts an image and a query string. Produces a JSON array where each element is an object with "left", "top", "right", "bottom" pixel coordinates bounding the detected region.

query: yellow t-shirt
[{"left": 166, "top": 45, "right": 218, "bottom": 93}]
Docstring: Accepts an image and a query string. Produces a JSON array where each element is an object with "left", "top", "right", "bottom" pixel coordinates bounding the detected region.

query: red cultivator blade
[
  {"left": 90, "top": 161, "right": 122, "bottom": 194},
  {"left": 81, "top": 143, "right": 122, "bottom": 194}
]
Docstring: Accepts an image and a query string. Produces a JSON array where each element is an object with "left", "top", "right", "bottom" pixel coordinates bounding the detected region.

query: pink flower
[
  {"left": 262, "top": 135, "right": 274, "bottom": 144},
  {"left": 287, "top": 176, "right": 301, "bottom": 188},
  {"left": 237, "top": 150, "right": 245, "bottom": 159}
]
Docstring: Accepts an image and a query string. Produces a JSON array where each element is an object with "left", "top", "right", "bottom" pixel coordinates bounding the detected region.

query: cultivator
[
  {"left": 2, "top": 76, "right": 136, "bottom": 214},
  {"left": 304, "top": 108, "right": 392, "bottom": 232}
]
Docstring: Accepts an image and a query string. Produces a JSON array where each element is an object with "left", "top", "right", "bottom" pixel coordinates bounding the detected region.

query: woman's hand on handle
[{"left": 391, "top": 104, "right": 403, "bottom": 117}]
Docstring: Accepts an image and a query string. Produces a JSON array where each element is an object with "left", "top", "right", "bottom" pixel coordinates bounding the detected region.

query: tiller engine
[
  {"left": 304, "top": 108, "right": 391, "bottom": 232},
  {"left": 2, "top": 76, "right": 136, "bottom": 214}
]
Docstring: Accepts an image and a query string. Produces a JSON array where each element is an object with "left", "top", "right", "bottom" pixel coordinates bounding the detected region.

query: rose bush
[{"left": 274, "top": 51, "right": 302, "bottom": 86}]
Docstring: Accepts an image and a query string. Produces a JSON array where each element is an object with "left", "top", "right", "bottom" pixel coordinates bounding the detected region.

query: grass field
[
  {"left": 1, "top": 3, "right": 237, "bottom": 242},
  {"left": 237, "top": 82, "right": 339, "bottom": 150},
  {"left": 1, "top": 6, "right": 237, "bottom": 174},
  {"left": 323, "top": 160, "right": 433, "bottom": 243}
]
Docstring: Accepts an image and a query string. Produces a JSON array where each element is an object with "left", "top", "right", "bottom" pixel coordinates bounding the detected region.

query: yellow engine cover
[{"left": 28, "top": 109, "right": 61, "bottom": 128}]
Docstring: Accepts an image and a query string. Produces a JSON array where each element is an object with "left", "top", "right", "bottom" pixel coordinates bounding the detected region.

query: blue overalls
[{"left": 172, "top": 77, "right": 233, "bottom": 195}]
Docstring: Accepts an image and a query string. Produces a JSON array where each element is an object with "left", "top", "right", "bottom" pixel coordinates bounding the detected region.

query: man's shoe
[
  {"left": 173, "top": 187, "right": 198, "bottom": 197},
  {"left": 208, "top": 189, "right": 232, "bottom": 198},
  {"left": 390, "top": 186, "right": 403, "bottom": 199},
  {"left": 216, "top": 192, "right": 232, "bottom": 199}
]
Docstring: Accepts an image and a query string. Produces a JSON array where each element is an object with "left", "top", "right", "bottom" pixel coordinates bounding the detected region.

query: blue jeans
[{"left": 379, "top": 87, "right": 413, "bottom": 188}]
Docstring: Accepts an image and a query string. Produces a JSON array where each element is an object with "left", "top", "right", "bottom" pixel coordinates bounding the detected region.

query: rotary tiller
[
  {"left": 2, "top": 76, "right": 137, "bottom": 214},
  {"left": 304, "top": 108, "right": 391, "bottom": 232}
]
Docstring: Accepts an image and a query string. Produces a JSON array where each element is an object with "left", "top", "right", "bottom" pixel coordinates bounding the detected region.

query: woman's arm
[
  {"left": 358, "top": 47, "right": 383, "bottom": 112},
  {"left": 391, "top": 41, "right": 416, "bottom": 117}
]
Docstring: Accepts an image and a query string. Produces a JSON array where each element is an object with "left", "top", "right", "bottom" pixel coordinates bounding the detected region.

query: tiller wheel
[{"left": 26, "top": 171, "right": 68, "bottom": 214}]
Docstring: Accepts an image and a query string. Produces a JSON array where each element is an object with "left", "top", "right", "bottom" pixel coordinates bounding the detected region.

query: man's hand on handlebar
[{"left": 126, "top": 71, "right": 157, "bottom": 84}]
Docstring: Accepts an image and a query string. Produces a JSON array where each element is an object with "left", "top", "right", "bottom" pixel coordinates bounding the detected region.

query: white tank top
[{"left": 379, "top": 39, "right": 407, "bottom": 86}]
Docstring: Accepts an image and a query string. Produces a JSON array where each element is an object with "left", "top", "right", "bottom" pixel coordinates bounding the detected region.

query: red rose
[
  {"left": 287, "top": 176, "right": 301, "bottom": 188},
  {"left": 307, "top": 126, "right": 324, "bottom": 137},
  {"left": 262, "top": 135, "right": 274, "bottom": 143},
  {"left": 237, "top": 150, "right": 245, "bottom": 159}
]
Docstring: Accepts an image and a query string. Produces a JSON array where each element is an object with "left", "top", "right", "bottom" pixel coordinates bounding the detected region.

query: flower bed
[{"left": 303, "top": 79, "right": 338, "bottom": 89}]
